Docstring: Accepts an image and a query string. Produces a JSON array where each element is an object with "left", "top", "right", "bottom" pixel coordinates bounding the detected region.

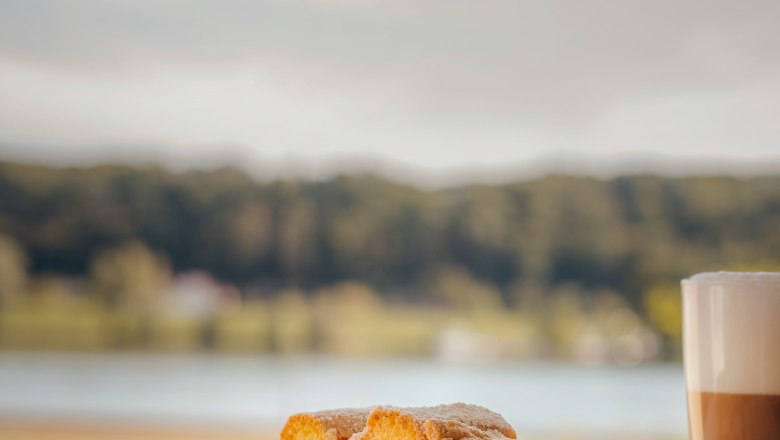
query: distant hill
[{"left": 0, "top": 161, "right": 778, "bottom": 307}]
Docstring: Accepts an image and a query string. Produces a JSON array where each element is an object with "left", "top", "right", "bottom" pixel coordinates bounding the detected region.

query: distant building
[
  {"left": 435, "top": 323, "right": 503, "bottom": 364},
  {"left": 164, "top": 271, "right": 240, "bottom": 318}
]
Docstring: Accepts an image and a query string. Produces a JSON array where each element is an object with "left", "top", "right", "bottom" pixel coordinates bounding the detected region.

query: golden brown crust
[{"left": 281, "top": 408, "right": 373, "bottom": 440}]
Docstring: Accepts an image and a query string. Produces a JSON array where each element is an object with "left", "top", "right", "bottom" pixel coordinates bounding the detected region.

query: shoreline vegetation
[
  {"left": 0, "top": 282, "right": 671, "bottom": 365},
  {"left": 0, "top": 161, "right": 778, "bottom": 363}
]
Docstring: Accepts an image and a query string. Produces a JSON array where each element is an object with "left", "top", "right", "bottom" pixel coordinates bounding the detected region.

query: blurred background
[{"left": 1, "top": 1, "right": 779, "bottom": 439}]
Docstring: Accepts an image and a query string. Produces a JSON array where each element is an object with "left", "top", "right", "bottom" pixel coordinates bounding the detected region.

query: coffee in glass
[{"left": 682, "top": 272, "right": 780, "bottom": 440}]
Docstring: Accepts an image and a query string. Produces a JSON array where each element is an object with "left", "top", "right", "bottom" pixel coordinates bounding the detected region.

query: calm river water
[{"left": 0, "top": 353, "right": 687, "bottom": 437}]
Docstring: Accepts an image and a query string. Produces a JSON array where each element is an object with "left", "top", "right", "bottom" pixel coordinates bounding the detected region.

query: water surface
[{"left": 0, "top": 353, "right": 686, "bottom": 437}]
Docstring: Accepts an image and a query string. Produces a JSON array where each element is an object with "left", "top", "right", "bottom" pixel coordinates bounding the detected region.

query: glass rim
[{"left": 682, "top": 271, "right": 780, "bottom": 286}]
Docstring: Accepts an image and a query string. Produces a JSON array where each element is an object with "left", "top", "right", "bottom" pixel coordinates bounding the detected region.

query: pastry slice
[
  {"left": 352, "top": 403, "right": 516, "bottom": 440},
  {"left": 281, "top": 408, "right": 372, "bottom": 440},
  {"left": 424, "top": 419, "right": 513, "bottom": 440}
]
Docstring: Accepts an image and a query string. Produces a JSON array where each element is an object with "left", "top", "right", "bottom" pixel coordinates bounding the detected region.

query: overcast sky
[{"left": 0, "top": 0, "right": 779, "bottom": 182}]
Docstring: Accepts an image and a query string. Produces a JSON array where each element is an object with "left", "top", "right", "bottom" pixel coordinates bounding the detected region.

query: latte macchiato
[{"left": 682, "top": 272, "right": 780, "bottom": 440}]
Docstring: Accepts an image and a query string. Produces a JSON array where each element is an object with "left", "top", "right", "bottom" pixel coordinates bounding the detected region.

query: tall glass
[{"left": 682, "top": 272, "right": 780, "bottom": 440}]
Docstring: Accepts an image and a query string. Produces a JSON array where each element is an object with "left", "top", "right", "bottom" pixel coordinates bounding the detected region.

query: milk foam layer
[
  {"left": 683, "top": 272, "right": 780, "bottom": 394},
  {"left": 686, "top": 271, "right": 780, "bottom": 284}
]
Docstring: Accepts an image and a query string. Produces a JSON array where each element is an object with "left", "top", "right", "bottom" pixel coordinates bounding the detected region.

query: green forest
[{"left": 0, "top": 161, "right": 778, "bottom": 362}]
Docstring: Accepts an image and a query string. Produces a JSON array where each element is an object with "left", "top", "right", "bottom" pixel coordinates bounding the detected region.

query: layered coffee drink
[{"left": 682, "top": 272, "right": 780, "bottom": 440}]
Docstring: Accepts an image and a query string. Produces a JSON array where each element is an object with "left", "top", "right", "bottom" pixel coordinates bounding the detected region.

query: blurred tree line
[{"left": 0, "top": 161, "right": 777, "bottom": 360}]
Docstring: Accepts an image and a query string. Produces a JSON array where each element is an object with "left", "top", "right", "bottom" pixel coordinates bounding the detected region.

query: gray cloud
[{"left": 0, "top": 0, "right": 779, "bottom": 174}]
